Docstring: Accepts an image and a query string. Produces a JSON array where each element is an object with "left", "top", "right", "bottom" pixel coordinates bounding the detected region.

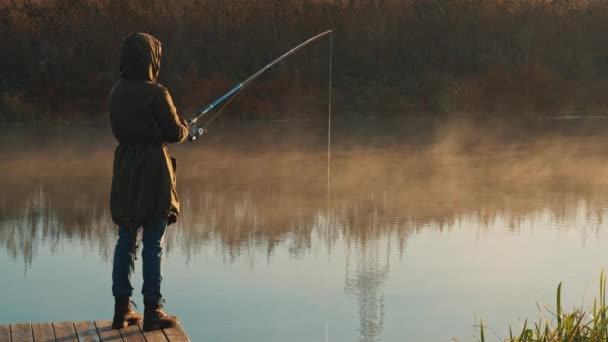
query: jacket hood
[{"left": 120, "top": 32, "right": 162, "bottom": 82}]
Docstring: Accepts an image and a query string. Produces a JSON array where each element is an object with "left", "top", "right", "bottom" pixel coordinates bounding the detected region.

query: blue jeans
[{"left": 112, "top": 219, "right": 167, "bottom": 304}]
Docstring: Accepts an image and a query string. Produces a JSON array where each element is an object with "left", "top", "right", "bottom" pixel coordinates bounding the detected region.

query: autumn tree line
[{"left": 1, "top": 0, "right": 608, "bottom": 122}]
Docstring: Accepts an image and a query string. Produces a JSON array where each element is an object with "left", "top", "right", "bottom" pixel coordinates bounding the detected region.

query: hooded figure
[
  {"left": 109, "top": 32, "right": 189, "bottom": 229},
  {"left": 108, "top": 32, "right": 188, "bottom": 331}
]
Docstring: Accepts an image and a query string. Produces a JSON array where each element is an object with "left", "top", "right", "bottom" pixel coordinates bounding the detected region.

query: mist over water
[{"left": 2, "top": 119, "right": 608, "bottom": 341}]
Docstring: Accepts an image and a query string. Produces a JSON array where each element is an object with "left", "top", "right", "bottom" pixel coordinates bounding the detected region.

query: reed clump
[{"left": 480, "top": 270, "right": 608, "bottom": 342}]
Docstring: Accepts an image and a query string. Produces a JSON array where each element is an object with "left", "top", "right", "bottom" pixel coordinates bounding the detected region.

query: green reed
[{"left": 480, "top": 269, "right": 608, "bottom": 342}]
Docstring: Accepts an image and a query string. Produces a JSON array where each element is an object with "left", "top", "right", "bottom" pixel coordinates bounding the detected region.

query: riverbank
[{"left": 4, "top": 77, "right": 608, "bottom": 124}]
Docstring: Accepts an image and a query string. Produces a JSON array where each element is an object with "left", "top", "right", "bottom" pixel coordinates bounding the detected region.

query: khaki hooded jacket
[{"left": 108, "top": 33, "right": 189, "bottom": 228}]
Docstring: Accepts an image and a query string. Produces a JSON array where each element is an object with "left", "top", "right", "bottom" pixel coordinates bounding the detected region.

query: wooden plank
[
  {"left": 31, "top": 323, "right": 55, "bottom": 342},
  {"left": 118, "top": 325, "right": 145, "bottom": 342},
  {"left": 10, "top": 323, "right": 33, "bottom": 342},
  {"left": 94, "top": 321, "right": 122, "bottom": 342},
  {"left": 0, "top": 325, "right": 11, "bottom": 342},
  {"left": 52, "top": 322, "right": 78, "bottom": 342},
  {"left": 161, "top": 325, "right": 190, "bottom": 342},
  {"left": 74, "top": 321, "right": 101, "bottom": 342},
  {"left": 136, "top": 323, "right": 167, "bottom": 342}
]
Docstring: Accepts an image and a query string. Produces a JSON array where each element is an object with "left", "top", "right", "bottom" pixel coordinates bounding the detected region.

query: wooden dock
[{"left": 0, "top": 320, "right": 190, "bottom": 342}]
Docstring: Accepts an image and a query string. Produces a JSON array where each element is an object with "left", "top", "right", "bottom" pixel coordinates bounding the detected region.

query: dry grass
[{"left": 3, "top": 1, "right": 608, "bottom": 119}]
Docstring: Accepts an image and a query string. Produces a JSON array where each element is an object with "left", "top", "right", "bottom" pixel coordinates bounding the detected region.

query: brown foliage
[
  {"left": 453, "top": 62, "right": 576, "bottom": 117},
  {"left": 2, "top": 0, "right": 608, "bottom": 120}
]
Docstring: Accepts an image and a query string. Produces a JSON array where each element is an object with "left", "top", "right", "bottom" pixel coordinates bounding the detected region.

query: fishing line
[
  {"left": 327, "top": 32, "right": 333, "bottom": 207},
  {"left": 324, "top": 33, "right": 333, "bottom": 341}
]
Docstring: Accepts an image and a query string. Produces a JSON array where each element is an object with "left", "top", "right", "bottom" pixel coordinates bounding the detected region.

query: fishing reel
[{"left": 188, "top": 123, "right": 206, "bottom": 142}]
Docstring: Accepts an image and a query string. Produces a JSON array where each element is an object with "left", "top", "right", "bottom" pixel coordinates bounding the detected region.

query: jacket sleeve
[{"left": 153, "top": 86, "right": 190, "bottom": 143}]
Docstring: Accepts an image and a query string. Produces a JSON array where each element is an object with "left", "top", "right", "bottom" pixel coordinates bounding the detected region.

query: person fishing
[
  {"left": 107, "top": 29, "right": 331, "bottom": 332},
  {"left": 108, "top": 32, "right": 193, "bottom": 331}
]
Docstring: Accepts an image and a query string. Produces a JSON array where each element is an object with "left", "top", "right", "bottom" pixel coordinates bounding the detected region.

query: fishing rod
[{"left": 188, "top": 29, "right": 333, "bottom": 141}]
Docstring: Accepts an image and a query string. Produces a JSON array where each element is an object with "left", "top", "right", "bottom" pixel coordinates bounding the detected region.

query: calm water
[{"left": 2, "top": 121, "right": 608, "bottom": 341}]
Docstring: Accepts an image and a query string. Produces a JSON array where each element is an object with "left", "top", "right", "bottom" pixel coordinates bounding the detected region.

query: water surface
[{"left": 2, "top": 120, "right": 608, "bottom": 341}]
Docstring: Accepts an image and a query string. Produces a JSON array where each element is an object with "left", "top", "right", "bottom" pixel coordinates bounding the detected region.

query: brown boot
[
  {"left": 143, "top": 300, "right": 179, "bottom": 331},
  {"left": 112, "top": 297, "right": 143, "bottom": 329}
]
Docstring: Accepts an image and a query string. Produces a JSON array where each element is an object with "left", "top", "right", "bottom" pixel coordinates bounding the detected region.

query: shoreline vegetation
[
  {"left": 4, "top": 0, "right": 608, "bottom": 122},
  {"left": 480, "top": 270, "right": 608, "bottom": 342}
]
